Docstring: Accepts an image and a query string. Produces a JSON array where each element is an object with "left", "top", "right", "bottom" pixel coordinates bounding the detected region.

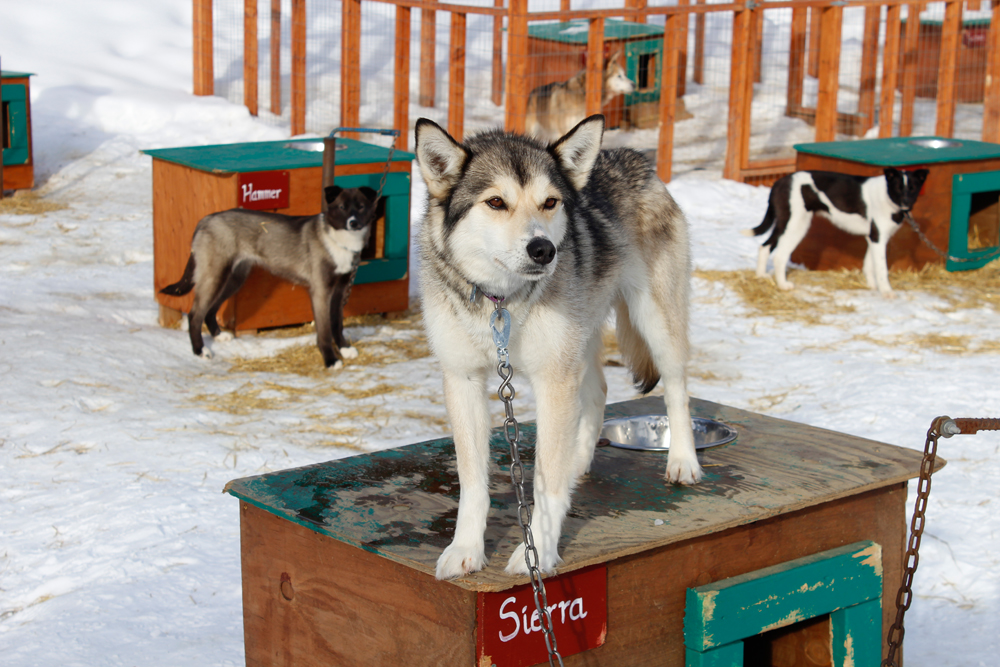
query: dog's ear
[
  {"left": 608, "top": 50, "right": 623, "bottom": 67},
  {"left": 415, "top": 118, "right": 468, "bottom": 200},
  {"left": 910, "top": 168, "right": 930, "bottom": 190},
  {"left": 883, "top": 167, "right": 901, "bottom": 183},
  {"left": 325, "top": 185, "right": 343, "bottom": 205},
  {"left": 551, "top": 115, "right": 605, "bottom": 190},
  {"left": 359, "top": 186, "right": 378, "bottom": 203}
]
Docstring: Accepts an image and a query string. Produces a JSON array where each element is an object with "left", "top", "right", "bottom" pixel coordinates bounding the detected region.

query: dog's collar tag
[
  {"left": 490, "top": 307, "right": 511, "bottom": 350},
  {"left": 470, "top": 283, "right": 505, "bottom": 305}
]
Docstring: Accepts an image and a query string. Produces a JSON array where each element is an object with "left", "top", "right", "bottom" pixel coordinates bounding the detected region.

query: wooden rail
[{"left": 196, "top": 0, "right": 1000, "bottom": 185}]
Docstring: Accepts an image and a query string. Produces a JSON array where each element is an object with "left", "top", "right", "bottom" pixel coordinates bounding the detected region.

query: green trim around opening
[{"left": 948, "top": 170, "right": 1000, "bottom": 272}]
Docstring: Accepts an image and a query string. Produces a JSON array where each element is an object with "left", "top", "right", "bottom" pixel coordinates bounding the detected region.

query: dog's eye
[
  {"left": 543, "top": 197, "right": 559, "bottom": 210},
  {"left": 486, "top": 197, "right": 506, "bottom": 211}
]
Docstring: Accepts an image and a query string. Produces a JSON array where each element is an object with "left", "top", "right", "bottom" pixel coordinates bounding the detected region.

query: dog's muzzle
[{"left": 526, "top": 237, "right": 556, "bottom": 266}]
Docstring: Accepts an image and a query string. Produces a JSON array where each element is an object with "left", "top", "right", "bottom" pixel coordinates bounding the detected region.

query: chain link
[
  {"left": 882, "top": 416, "right": 1000, "bottom": 666},
  {"left": 904, "top": 212, "right": 1000, "bottom": 264},
  {"left": 491, "top": 300, "right": 564, "bottom": 667}
]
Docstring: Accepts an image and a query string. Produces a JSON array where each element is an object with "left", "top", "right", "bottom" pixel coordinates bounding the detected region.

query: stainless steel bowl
[
  {"left": 600, "top": 415, "right": 737, "bottom": 452},
  {"left": 284, "top": 140, "right": 347, "bottom": 152},
  {"left": 908, "top": 138, "right": 963, "bottom": 149}
]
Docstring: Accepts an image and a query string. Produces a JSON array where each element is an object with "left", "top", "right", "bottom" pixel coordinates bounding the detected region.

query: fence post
[
  {"left": 506, "top": 0, "right": 529, "bottom": 132},
  {"left": 787, "top": 5, "right": 807, "bottom": 113},
  {"left": 935, "top": 0, "right": 963, "bottom": 137},
  {"left": 724, "top": 2, "right": 753, "bottom": 181},
  {"left": 448, "top": 13, "right": 468, "bottom": 141},
  {"left": 899, "top": 3, "right": 921, "bottom": 136},
  {"left": 983, "top": 0, "right": 1000, "bottom": 142},
  {"left": 193, "top": 0, "right": 214, "bottom": 96},
  {"left": 244, "top": 0, "right": 259, "bottom": 116},
  {"left": 807, "top": 6, "right": 821, "bottom": 79},
  {"left": 586, "top": 17, "right": 606, "bottom": 117},
  {"left": 270, "top": 0, "right": 281, "bottom": 115},
  {"left": 340, "top": 0, "right": 361, "bottom": 137},
  {"left": 814, "top": 3, "right": 843, "bottom": 142},
  {"left": 693, "top": 0, "right": 706, "bottom": 85},
  {"left": 879, "top": 3, "right": 902, "bottom": 138},
  {"left": 492, "top": 0, "right": 504, "bottom": 106},
  {"left": 395, "top": 5, "right": 411, "bottom": 151},
  {"left": 420, "top": 1, "right": 437, "bottom": 107},
  {"left": 291, "top": 0, "right": 306, "bottom": 135},
  {"left": 857, "top": 5, "right": 880, "bottom": 133},
  {"left": 657, "top": 9, "right": 683, "bottom": 183}
]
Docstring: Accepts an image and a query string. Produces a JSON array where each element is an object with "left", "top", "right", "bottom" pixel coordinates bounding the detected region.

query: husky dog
[
  {"left": 745, "top": 168, "right": 929, "bottom": 297},
  {"left": 161, "top": 186, "right": 379, "bottom": 367},
  {"left": 414, "top": 115, "right": 699, "bottom": 580},
  {"left": 525, "top": 50, "right": 636, "bottom": 142}
]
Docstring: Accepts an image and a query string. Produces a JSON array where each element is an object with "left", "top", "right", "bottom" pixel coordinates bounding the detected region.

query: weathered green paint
[
  {"left": 684, "top": 541, "right": 882, "bottom": 667},
  {"left": 794, "top": 136, "right": 1000, "bottom": 167},
  {"left": 140, "top": 136, "right": 414, "bottom": 174},
  {"left": 685, "top": 643, "right": 743, "bottom": 667},
  {"left": 2, "top": 82, "right": 30, "bottom": 166},
  {"left": 948, "top": 170, "right": 1000, "bottom": 271}
]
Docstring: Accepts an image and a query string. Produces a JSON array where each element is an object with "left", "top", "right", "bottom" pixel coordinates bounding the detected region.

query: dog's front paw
[
  {"left": 505, "top": 541, "right": 561, "bottom": 576},
  {"left": 665, "top": 456, "right": 703, "bottom": 485},
  {"left": 326, "top": 359, "right": 344, "bottom": 371},
  {"left": 776, "top": 280, "right": 795, "bottom": 292},
  {"left": 215, "top": 331, "right": 234, "bottom": 343},
  {"left": 436, "top": 542, "right": 488, "bottom": 580},
  {"left": 879, "top": 289, "right": 896, "bottom": 300},
  {"left": 198, "top": 347, "right": 214, "bottom": 360},
  {"left": 339, "top": 346, "right": 359, "bottom": 360}
]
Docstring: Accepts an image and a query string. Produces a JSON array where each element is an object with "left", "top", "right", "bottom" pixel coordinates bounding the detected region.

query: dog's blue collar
[{"left": 469, "top": 283, "right": 505, "bottom": 305}]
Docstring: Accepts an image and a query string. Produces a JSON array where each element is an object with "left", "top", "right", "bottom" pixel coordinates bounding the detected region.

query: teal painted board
[
  {"left": 2, "top": 83, "right": 29, "bottom": 166},
  {"left": 528, "top": 19, "right": 663, "bottom": 45},
  {"left": 794, "top": 137, "right": 1000, "bottom": 167},
  {"left": 1, "top": 71, "right": 35, "bottom": 79},
  {"left": 141, "top": 137, "right": 414, "bottom": 174},
  {"left": 831, "top": 598, "right": 882, "bottom": 666},
  {"left": 684, "top": 541, "right": 882, "bottom": 651},
  {"left": 225, "top": 396, "right": 931, "bottom": 593},
  {"left": 948, "top": 170, "right": 1000, "bottom": 271},
  {"left": 686, "top": 644, "right": 743, "bottom": 667}
]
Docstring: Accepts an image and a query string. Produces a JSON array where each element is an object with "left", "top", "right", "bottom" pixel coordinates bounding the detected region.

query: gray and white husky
[
  {"left": 160, "top": 185, "right": 378, "bottom": 367},
  {"left": 525, "top": 50, "right": 636, "bottom": 142},
  {"left": 414, "top": 115, "right": 700, "bottom": 580}
]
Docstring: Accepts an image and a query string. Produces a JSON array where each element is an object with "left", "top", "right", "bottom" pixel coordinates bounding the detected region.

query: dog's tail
[
  {"left": 614, "top": 301, "right": 660, "bottom": 394},
  {"left": 742, "top": 200, "right": 776, "bottom": 238},
  {"left": 160, "top": 255, "right": 196, "bottom": 296}
]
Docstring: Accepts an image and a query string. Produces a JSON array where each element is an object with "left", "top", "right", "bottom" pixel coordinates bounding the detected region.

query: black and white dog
[
  {"left": 745, "top": 168, "right": 929, "bottom": 297},
  {"left": 161, "top": 186, "right": 379, "bottom": 367}
]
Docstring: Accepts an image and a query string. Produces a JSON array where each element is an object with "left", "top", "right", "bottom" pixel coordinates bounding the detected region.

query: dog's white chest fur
[{"left": 320, "top": 226, "right": 367, "bottom": 274}]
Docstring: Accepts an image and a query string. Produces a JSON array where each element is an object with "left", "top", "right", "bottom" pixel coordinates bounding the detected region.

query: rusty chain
[
  {"left": 903, "top": 212, "right": 1000, "bottom": 264},
  {"left": 882, "top": 416, "right": 1000, "bottom": 667}
]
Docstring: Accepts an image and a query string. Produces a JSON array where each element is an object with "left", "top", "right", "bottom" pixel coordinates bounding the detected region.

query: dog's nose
[{"left": 526, "top": 237, "right": 556, "bottom": 265}]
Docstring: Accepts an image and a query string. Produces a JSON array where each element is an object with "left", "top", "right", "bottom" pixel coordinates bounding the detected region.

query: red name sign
[
  {"left": 477, "top": 564, "right": 607, "bottom": 667},
  {"left": 237, "top": 170, "right": 290, "bottom": 210}
]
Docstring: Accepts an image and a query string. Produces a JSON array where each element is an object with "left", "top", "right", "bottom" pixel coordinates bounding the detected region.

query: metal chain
[
  {"left": 904, "top": 212, "right": 1000, "bottom": 264},
  {"left": 490, "top": 300, "right": 564, "bottom": 667},
  {"left": 882, "top": 416, "right": 1000, "bottom": 667}
]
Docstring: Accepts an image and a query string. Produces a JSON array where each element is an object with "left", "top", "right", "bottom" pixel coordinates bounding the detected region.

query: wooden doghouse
[
  {"left": 526, "top": 19, "right": 672, "bottom": 131},
  {"left": 1, "top": 70, "right": 35, "bottom": 190},
  {"left": 142, "top": 138, "right": 414, "bottom": 332},
  {"left": 793, "top": 136, "right": 1000, "bottom": 273},
  {"left": 900, "top": 15, "right": 990, "bottom": 104},
  {"left": 225, "top": 396, "right": 933, "bottom": 666}
]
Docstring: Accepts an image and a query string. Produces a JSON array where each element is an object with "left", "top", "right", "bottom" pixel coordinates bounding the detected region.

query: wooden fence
[{"left": 192, "top": 0, "right": 1000, "bottom": 184}]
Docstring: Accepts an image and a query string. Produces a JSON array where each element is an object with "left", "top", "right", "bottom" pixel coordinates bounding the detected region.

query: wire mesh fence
[{"left": 205, "top": 0, "right": 997, "bottom": 179}]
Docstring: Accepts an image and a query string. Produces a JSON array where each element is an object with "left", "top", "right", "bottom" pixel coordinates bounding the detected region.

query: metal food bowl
[
  {"left": 600, "top": 415, "right": 737, "bottom": 452},
  {"left": 908, "top": 138, "right": 963, "bottom": 149},
  {"left": 284, "top": 140, "right": 347, "bottom": 152}
]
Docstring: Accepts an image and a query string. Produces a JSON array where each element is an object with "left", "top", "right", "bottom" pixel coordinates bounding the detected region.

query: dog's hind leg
[
  {"left": 204, "top": 262, "right": 251, "bottom": 339},
  {"left": 436, "top": 367, "right": 493, "bottom": 579},
  {"left": 769, "top": 210, "right": 811, "bottom": 291}
]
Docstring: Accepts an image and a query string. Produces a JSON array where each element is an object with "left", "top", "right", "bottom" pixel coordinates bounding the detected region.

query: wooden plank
[
  {"left": 270, "top": 0, "right": 281, "bottom": 115},
  {"left": 341, "top": 0, "right": 362, "bottom": 137},
  {"left": 491, "top": 0, "right": 504, "bottom": 106},
  {"left": 724, "top": 6, "right": 753, "bottom": 180},
  {"left": 879, "top": 3, "right": 902, "bottom": 138},
  {"left": 419, "top": 0, "right": 437, "bottom": 107},
  {"left": 751, "top": 6, "right": 764, "bottom": 84},
  {"left": 678, "top": 0, "right": 690, "bottom": 96},
  {"left": 193, "top": 0, "right": 214, "bottom": 95},
  {"left": 240, "top": 503, "right": 476, "bottom": 667},
  {"left": 831, "top": 598, "right": 883, "bottom": 667},
  {"left": 984, "top": 0, "right": 1000, "bottom": 142},
  {"left": 788, "top": 6, "right": 807, "bottom": 111},
  {"left": 657, "top": 11, "right": 683, "bottom": 183},
  {"left": 586, "top": 17, "right": 605, "bottom": 118},
  {"left": 808, "top": 5, "right": 821, "bottom": 79},
  {"left": 505, "top": 0, "right": 529, "bottom": 132},
  {"left": 244, "top": 0, "right": 258, "bottom": 116},
  {"left": 857, "top": 5, "right": 880, "bottom": 133},
  {"left": 899, "top": 3, "right": 921, "bottom": 136},
  {"left": 394, "top": 5, "right": 412, "bottom": 152},
  {"left": 684, "top": 541, "right": 882, "bottom": 651},
  {"left": 448, "top": 13, "right": 467, "bottom": 141},
  {"left": 935, "top": 0, "right": 963, "bottom": 137},
  {"left": 693, "top": 0, "right": 706, "bottom": 85},
  {"left": 814, "top": 4, "right": 843, "bottom": 142},
  {"left": 290, "top": 0, "right": 306, "bottom": 135}
]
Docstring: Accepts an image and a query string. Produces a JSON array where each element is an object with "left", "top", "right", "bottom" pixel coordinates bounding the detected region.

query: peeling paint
[
  {"left": 853, "top": 543, "right": 883, "bottom": 577},
  {"left": 759, "top": 608, "right": 806, "bottom": 633},
  {"left": 797, "top": 581, "right": 827, "bottom": 594},
  {"left": 702, "top": 590, "right": 719, "bottom": 622},
  {"left": 842, "top": 632, "right": 856, "bottom": 667}
]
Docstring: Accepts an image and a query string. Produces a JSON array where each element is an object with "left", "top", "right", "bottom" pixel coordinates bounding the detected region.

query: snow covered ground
[{"left": 1, "top": 1, "right": 997, "bottom": 665}]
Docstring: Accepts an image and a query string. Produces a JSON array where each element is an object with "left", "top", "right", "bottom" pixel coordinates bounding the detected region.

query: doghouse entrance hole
[
  {"left": 743, "top": 614, "right": 833, "bottom": 667},
  {"left": 637, "top": 53, "right": 656, "bottom": 91},
  {"left": 2, "top": 101, "right": 9, "bottom": 149},
  {"left": 360, "top": 197, "right": 387, "bottom": 261},
  {"left": 967, "top": 189, "right": 1000, "bottom": 250}
]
